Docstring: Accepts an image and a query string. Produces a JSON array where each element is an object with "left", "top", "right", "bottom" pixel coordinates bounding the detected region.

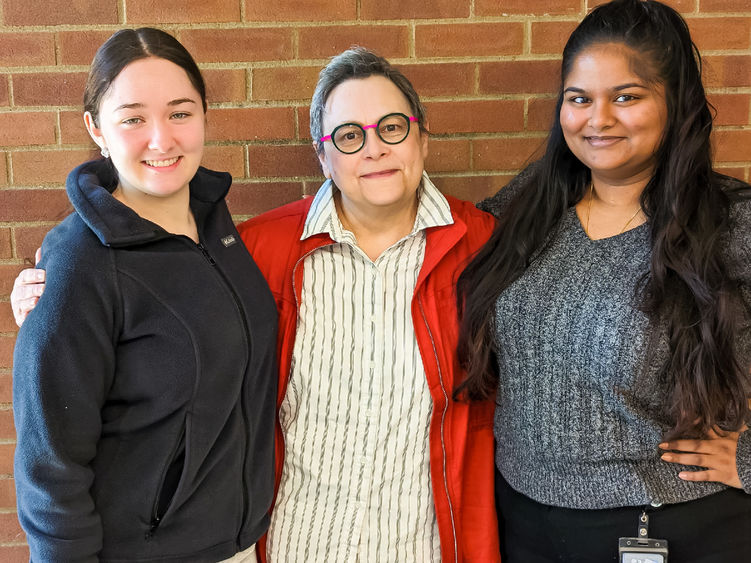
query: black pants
[{"left": 496, "top": 470, "right": 751, "bottom": 562}]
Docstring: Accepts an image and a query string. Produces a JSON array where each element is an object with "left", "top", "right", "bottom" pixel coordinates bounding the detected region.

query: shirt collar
[{"left": 301, "top": 171, "right": 454, "bottom": 241}]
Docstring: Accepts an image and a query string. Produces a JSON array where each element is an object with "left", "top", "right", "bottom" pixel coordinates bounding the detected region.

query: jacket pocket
[{"left": 147, "top": 425, "right": 186, "bottom": 538}]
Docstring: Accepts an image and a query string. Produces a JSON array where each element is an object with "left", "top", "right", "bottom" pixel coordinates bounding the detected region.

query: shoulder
[
  {"left": 238, "top": 198, "right": 311, "bottom": 237},
  {"left": 444, "top": 195, "right": 496, "bottom": 235},
  {"left": 476, "top": 160, "right": 541, "bottom": 219},
  {"left": 715, "top": 175, "right": 751, "bottom": 285}
]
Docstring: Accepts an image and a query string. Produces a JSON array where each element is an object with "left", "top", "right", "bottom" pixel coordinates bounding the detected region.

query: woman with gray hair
[{"left": 12, "top": 47, "right": 501, "bottom": 562}]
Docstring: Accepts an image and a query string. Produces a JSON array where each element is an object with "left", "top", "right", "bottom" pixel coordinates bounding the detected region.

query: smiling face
[
  {"left": 84, "top": 56, "right": 205, "bottom": 201},
  {"left": 316, "top": 75, "right": 428, "bottom": 218},
  {"left": 560, "top": 42, "right": 668, "bottom": 185}
]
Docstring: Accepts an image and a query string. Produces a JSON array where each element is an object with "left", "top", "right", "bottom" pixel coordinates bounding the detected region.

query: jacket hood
[{"left": 66, "top": 158, "right": 232, "bottom": 247}]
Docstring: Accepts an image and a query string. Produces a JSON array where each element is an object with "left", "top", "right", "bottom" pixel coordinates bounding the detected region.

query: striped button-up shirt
[{"left": 266, "top": 173, "right": 454, "bottom": 562}]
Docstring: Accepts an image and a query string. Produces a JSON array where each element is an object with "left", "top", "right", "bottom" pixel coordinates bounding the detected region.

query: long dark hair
[
  {"left": 456, "top": 0, "right": 749, "bottom": 438},
  {"left": 84, "top": 27, "right": 207, "bottom": 127}
]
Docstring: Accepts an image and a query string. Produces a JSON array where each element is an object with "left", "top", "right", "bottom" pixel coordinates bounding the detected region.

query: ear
[
  {"left": 84, "top": 112, "right": 106, "bottom": 152},
  {"left": 313, "top": 141, "right": 332, "bottom": 179},
  {"left": 419, "top": 127, "right": 429, "bottom": 160}
]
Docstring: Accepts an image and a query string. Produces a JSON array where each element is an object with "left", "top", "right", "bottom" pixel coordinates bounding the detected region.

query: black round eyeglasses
[{"left": 319, "top": 112, "right": 418, "bottom": 154}]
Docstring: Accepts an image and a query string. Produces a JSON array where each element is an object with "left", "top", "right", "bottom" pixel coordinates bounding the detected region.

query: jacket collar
[{"left": 66, "top": 158, "right": 232, "bottom": 247}]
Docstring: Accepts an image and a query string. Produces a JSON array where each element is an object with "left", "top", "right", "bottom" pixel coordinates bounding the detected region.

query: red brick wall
[{"left": 0, "top": 0, "right": 749, "bottom": 557}]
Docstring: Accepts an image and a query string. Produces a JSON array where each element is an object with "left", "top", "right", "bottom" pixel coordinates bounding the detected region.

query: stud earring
[{"left": 101, "top": 147, "right": 110, "bottom": 158}]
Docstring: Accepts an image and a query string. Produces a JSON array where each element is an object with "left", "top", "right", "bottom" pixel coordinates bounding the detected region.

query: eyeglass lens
[{"left": 333, "top": 113, "right": 412, "bottom": 153}]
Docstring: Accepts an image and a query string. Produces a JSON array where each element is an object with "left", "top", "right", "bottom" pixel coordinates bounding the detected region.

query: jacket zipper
[
  {"left": 196, "top": 240, "right": 253, "bottom": 550},
  {"left": 417, "top": 294, "right": 458, "bottom": 563}
]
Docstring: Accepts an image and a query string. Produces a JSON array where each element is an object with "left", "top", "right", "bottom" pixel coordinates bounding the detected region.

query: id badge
[
  {"left": 618, "top": 537, "right": 669, "bottom": 563},
  {"left": 618, "top": 511, "right": 668, "bottom": 563}
]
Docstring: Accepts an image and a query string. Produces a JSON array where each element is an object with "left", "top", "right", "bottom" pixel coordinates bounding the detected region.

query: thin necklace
[{"left": 584, "top": 182, "right": 643, "bottom": 238}]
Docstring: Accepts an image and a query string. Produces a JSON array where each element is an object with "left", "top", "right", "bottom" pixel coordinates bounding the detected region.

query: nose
[
  {"left": 147, "top": 120, "right": 175, "bottom": 153},
  {"left": 360, "top": 128, "right": 388, "bottom": 159},
  {"left": 588, "top": 101, "right": 615, "bottom": 131}
]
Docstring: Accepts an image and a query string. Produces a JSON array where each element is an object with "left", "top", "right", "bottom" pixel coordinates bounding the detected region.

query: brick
[
  {"left": 431, "top": 174, "right": 514, "bottom": 204},
  {"left": 12, "top": 150, "right": 98, "bottom": 186},
  {"left": 60, "top": 111, "right": 95, "bottom": 146},
  {"left": 0, "top": 113, "right": 56, "bottom": 147},
  {"left": 425, "top": 100, "right": 525, "bottom": 134},
  {"left": 303, "top": 179, "right": 325, "bottom": 196},
  {"left": 206, "top": 108, "right": 295, "bottom": 142},
  {"left": 424, "top": 139, "right": 471, "bottom": 173},
  {"left": 0, "top": 33, "right": 55, "bottom": 67},
  {"left": 253, "top": 66, "right": 319, "bottom": 102},
  {"left": 712, "top": 130, "right": 751, "bottom": 163},
  {"left": 480, "top": 60, "right": 561, "bottom": 95},
  {"left": 687, "top": 18, "right": 751, "bottom": 51},
  {"left": 0, "top": 229, "right": 10, "bottom": 259},
  {"left": 531, "top": 21, "right": 579, "bottom": 55},
  {"left": 589, "top": 0, "right": 695, "bottom": 9},
  {"left": 13, "top": 73, "right": 87, "bottom": 107},
  {"left": 247, "top": 145, "right": 320, "bottom": 177},
  {"left": 704, "top": 56, "right": 751, "bottom": 89},
  {"left": 0, "top": 152, "right": 7, "bottom": 187},
  {"left": 398, "top": 63, "right": 475, "bottom": 98},
  {"left": 13, "top": 226, "right": 50, "bottom": 264},
  {"left": 203, "top": 69, "right": 247, "bottom": 104},
  {"left": 245, "top": 0, "right": 356, "bottom": 21},
  {"left": 476, "top": 0, "right": 579, "bottom": 16},
  {"left": 0, "top": 334, "right": 12, "bottom": 367},
  {"left": 57, "top": 30, "right": 113, "bottom": 66},
  {"left": 180, "top": 28, "right": 293, "bottom": 63},
  {"left": 0, "top": 546, "right": 29, "bottom": 563},
  {"left": 0, "top": 190, "right": 71, "bottom": 222},
  {"left": 2, "top": 0, "right": 117, "bottom": 25},
  {"left": 0, "top": 77, "right": 8, "bottom": 107},
  {"left": 527, "top": 96, "right": 558, "bottom": 131},
  {"left": 298, "top": 25, "right": 409, "bottom": 59},
  {"left": 297, "top": 106, "right": 312, "bottom": 140},
  {"left": 0, "top": 443, "right": 15, "bottom": 475},
  {"left": 228, "top": 181, "right": 303, "bottom": 216},
  {"left": 361, "top": 0, "right": 469, "bottom": 19},
  {"left": 0, "top": 511, "right": 24, "bottom": 543},
  {"left": 701, "top": 0, "right": 751, "bottom": 9},
  {"left": 0, "top": 266, "right": 24, "bottom": 298},
  {"left": 708, "top": 94, "right": 750, "bottom": 126},
  {"left": 0, "top": 371, "right": 10, "bottom": 403},
  {"left": 0, "top": 478, "right": 15, "bottom": 508},
  {"left": 128, "top": 0, "right": 241, "bottom": 23},
  {"left": 715, "top": 166, "right": 747, "bottom": 182},
  {"left": 415, "top": 23, "right": 523, "bottom": 57},
  {"left": 202, "top": 145, "right": 246, "bottom": 178},
  {"left": 0, "top": 304, "right": 16, "bottom": 333},
  {"left": 473, "top": 137, "right": 547, "bottom": 171}
]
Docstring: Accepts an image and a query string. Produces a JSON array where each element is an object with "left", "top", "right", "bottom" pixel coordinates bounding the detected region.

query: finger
[
  {"left": 659, "top": 439, "right": 710, "bottom": 453},
  {"left": 677, "top": 469, "right": 722, "bottom": 483},
  {"left": 661, "top": 452, "right": 713, "bottom": 467},
  {"left": 20, "top": 268, "right": 45, "bottom": 284},
  {"left": 34, "top": 247, "right": 42, "bottom": 264},
  {"left": 20, "top": 284, "right": 44, "bottom": 299}
]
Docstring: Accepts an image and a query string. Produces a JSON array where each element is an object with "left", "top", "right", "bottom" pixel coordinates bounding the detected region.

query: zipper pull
[
  {"left": 197, "top": 242, "right": 216, "bottom": 265},
  {"left": 145, "top": 517, "right": 160, "bottom": 540}
]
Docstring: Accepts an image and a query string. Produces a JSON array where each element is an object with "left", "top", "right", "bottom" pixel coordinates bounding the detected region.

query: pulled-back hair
[
  {"left": 457, "top": 0, "right": 749, "bottom": 439},
  {"left": 84, "top": 27, "right": 206, "bottom": 127},
  {"left": 309, "top": 46, "right": 427, "bottom": 152}
]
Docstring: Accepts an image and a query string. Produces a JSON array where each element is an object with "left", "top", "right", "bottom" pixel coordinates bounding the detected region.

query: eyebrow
[
  {"left": 563, "top": 82, "right": 647, "bottom": 94},
  {"left": 113, "top": 98, "right": 197, "bottom": 112}
]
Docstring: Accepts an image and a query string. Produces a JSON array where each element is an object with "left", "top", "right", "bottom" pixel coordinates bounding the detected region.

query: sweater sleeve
[
  {"left": 12, "top": 223, "right": 118, "bottom": 562},
  {"left": 726, "top": 195, "right": 751, "bottom": 493},
  {"left": 475, "top": 160, "right": 540, "bottom": 218}
]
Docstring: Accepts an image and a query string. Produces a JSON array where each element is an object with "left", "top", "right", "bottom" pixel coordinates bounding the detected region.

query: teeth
[{"left": 145, "top": 157, "right": 179, "bottom": 167}]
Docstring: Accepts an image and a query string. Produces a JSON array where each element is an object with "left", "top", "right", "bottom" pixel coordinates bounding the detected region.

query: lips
[
  {"left": 584, "top": 136, "right": 624, "bottom": 147},
  {"left": 360, "top": 169, "right": 398, "bottom": 179},
  {"left": 143, "top": 156, "right": 181, "bottom": 168}
]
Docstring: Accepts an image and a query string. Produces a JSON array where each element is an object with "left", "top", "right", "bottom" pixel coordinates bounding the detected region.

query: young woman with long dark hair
[{"left": 457, "top": 0, "right": 751, "bottom": 560}]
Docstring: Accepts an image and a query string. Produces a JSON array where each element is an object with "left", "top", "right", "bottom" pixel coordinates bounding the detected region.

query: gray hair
[{"left": 310, "top": 46, "right": 427, "bottom": 154}]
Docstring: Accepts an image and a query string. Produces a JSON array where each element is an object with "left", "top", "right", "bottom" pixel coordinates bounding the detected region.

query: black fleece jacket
[{"left": 13, "top": 159, "right": 278, "bottom": 562}]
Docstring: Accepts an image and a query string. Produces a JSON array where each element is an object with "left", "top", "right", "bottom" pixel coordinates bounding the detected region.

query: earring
[{"left": 101, "top": 146, "right": 110, "bottom": 158}]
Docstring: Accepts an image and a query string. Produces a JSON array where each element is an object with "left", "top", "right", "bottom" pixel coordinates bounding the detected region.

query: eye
[
  {"left": 615, "top": 94, "right": 638, "bottom": 103},
  {"left": 568, "top": 95, "right": 590, "bottom": 104},
  {"left": 171, "top": 112, "right": 191, "bottom": 120},
  {"left": 121, "top": 117, "right": 143, "bottom": 125}
]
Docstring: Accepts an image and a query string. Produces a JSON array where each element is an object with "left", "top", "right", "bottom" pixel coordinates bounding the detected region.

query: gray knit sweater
[{"left": 479, "top": 170, "right": 751, "bottom": 509}]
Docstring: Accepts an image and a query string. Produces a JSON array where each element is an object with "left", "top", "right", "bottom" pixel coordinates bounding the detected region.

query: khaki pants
[{"left": 218, "top": 544, "right": 256, "bottom": 563}]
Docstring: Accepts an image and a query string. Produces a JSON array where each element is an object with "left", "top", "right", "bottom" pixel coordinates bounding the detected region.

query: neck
[
  {"left": 578, "top": 173, "right": 651, "bottom": 240},
  {"left": 334, "top": 191, "right": 419, "bottom": 261},
  {"left": 113, "top": 185, "right": 198, "bottom": 242}
]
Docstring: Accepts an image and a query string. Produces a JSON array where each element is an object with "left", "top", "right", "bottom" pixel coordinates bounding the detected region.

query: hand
[
  {"left": 659, "top": 427, "right": 747, "bottom": 489},
  {"left": 10, "top": 248, "right": 45, "bottom": 327}
]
